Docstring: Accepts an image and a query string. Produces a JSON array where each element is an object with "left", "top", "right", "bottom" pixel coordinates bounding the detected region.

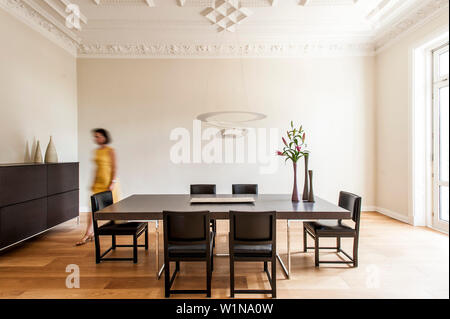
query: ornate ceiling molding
[
  {"left": 374, "top": 0, "right": 449, "bottom": 52},
  {"left": 0, "top": 0, "right": 78, "bottom": 55},
  {"left": 77, "top": 41, "right": 374, "bottom": 58},
  {"left": 1, "top": 0, "right": 448, "bottom": 58},
  {"left": 299, "top": 0, "right": 358, "bottom": 6},
  {"left": 202, "top": 0, "right": 252, "bottom": 33},
  {"left": 178, "top": 0, "right": 276, "bottom": 7},
  {"left": 92, "top": 0, "right": 155, "bottom": 6}
]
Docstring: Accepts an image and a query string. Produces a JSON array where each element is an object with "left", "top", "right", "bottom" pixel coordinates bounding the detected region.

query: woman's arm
[{"left": 109, "top": 148, "right": 117, "bottom": 190}]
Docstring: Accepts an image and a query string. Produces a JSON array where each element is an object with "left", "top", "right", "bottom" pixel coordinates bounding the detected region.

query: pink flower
[
  {"left": 276, "top": 151, "right": 284, "bottom": 156},
  {"left": 302, "top": 133, "right": 306, "bottom": 140},
  {"left": 296, "top": 146, "right": 302, "bottom": 152},
  {"left": 282, "top": 137, "right": 288, "bottom": 146}
]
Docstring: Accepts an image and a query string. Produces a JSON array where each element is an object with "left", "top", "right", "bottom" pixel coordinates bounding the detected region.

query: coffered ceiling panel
[{"left": 0, "top": 0, "right": 448, "bottom": 57}]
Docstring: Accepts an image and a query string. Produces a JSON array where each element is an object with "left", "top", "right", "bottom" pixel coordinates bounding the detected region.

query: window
[{"left": 432, "top": 43, "right": 449, "bottom": 232}]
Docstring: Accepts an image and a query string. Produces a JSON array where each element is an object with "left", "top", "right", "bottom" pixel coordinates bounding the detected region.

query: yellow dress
[{"left": 92, "top": 146, "right": 120, "bottom": 202}]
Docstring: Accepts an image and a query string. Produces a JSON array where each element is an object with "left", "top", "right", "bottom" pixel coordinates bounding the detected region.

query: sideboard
[{"left": 0, "top": 163, "right": 79, "bottom": 251}]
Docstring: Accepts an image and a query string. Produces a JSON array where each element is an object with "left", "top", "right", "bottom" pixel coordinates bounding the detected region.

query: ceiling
[{"left": 1, "top": 0, "right": 448, "bottom": 57}]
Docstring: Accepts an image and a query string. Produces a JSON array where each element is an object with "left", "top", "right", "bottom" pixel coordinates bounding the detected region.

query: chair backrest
[
  {"left": 338, "top": 191, "right": 362, "bottom": 225},
  {"left": 232, "top": 184, "right": 258, "bottom": 195},
  {"left": 229, "top": 211, "right": 276, "bottom": 245},
  {"left": 163, "top": 211, "right": 210, "bottom": 244},
  {"left": 90, "top": 191, "right": 114, "bottom": 233},
  {"left": 190, "top": 184, "right": 216, "bottom": 195}
]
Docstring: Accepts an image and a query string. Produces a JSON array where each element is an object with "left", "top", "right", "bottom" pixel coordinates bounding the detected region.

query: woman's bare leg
[{"left": 76, "top": 213, "right": 94, "bottom": 245}]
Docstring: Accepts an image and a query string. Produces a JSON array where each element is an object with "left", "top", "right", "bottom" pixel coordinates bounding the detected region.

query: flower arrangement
[
  {"left": 276, "top": 121, "right": 309, "bottom": 202},
  {"left": 276, "top": 121, "right": 308, "bottom": 162}
]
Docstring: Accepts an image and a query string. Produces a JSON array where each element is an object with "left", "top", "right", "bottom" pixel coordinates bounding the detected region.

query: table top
[{"left": 95, "top": 194, "right": 351, "bottom": 221}]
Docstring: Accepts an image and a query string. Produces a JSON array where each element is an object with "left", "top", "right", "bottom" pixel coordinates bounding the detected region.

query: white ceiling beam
[
  {"left": 42, "top": 0, "right": 67, "bottom": 19},
  {"left": 177, "top": 0, "right": 187, "bottom": 6},
  {"left": 366, "top": 0, "right": 397, "bottom": 22},
  {"left": 271, "top": 0, "right": 278, "bottom": 6}
]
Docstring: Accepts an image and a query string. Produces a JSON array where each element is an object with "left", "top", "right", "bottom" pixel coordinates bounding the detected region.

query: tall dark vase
[
  {"left": 292, "top": 162, "right": 300, "bottom": 202},
  {"left": 308, "top": 170, "right": 315, "bottom": 202},
  {"left": 302, "top": 153, "right": 309, "bottom": 201}
]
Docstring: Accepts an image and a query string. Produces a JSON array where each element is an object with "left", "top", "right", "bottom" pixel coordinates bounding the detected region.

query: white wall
[
  {"left": 77, "top": 57, "right": 375, "bottom": 209},
  {"left": 0, "top": 9, "right": 78, "bottom": 164},
  {"left": 375, "top": 9, "right": 449, "bottom": 223}
]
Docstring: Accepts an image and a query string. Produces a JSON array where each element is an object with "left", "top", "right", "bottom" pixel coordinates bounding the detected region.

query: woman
[{"left": 76, "top": 128, "right": 119, "bottom": 246}]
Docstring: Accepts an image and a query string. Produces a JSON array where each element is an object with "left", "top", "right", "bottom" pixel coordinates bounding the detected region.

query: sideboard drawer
[
  {"left": 47, "top": 163, "right": 79, "bottom": 196},
  {"left": 47, "top": 190, "right": 79, "bottom": 228},
  {"left": 0, "top": 198, "right": 47, "bottom": 249},
  {"left": 0, "top": 165, "right": 47, "bottom": 207}
]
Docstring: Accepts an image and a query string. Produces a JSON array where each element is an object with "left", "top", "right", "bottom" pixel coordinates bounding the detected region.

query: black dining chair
[
  {"left": 190, "top": 184, "right": 216, "bottom": 195},
  {"left": 303, "top": 191, "right": 362, "bottom": 267},
  {"left": 91, "top": 191, "right": 148, "bottom": 264},
  {"left": 229, "top": 211, "right": 277, "bottom": 298},
  {"left": 190, "top": 184, "right": 217, "bottom": 246},
  {"left": 163, "top": 211, "right": 214, "bottom": 298},
  {"left": 232, "top": 184, "right": 258, "bottom": 195}
]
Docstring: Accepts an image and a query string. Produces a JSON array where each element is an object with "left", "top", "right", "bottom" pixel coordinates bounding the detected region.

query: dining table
[{"left": 95, "top": 194, "right": 351, "bottom": 279}]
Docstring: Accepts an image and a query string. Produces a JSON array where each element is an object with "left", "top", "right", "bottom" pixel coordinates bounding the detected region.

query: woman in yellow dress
[{"left": 76, "top": 128, "right": 119, "bottom": 246}]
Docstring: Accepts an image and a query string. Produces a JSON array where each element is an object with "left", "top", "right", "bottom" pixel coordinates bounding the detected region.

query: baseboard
[
  {"left": 79, "top": 206, "right": 90, "bottom": 213},
  {"left": 370, "top": 206, "right": 412, "bottom": 224},
  {"left": 362, "top": 206, "right": 377, "bottom": 212}
]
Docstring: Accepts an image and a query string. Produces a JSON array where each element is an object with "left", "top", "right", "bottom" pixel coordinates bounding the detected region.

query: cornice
[
  {"left": 1, "top": 0, "right": 448, "bottom": 58},
  {"left": 77, "top": 41, "right": 375, "bottom": 58},
  {"left": 374, "top": 0, "right": 449, "bottom": 52},
  {"left": 0, "top": 0, "right": 78, "bottom": 56}
]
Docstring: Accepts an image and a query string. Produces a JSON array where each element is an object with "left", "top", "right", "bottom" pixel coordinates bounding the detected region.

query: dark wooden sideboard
[{"left": 0, "top": 163, "right": 79, "bottom": 251}]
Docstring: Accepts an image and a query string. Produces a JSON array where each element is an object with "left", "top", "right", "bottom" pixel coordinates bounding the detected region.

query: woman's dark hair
[{"left": 93, "top": 128, "right": 111, "bottom": 144}]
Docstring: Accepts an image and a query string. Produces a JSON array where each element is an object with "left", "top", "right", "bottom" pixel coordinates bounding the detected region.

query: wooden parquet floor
[{"left": 0, "top": 212, "right": 448, "bottom": 299}]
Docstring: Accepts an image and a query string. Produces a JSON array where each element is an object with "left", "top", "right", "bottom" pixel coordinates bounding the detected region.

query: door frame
[{"left": 431, "top": 44, "right": 449, "bottom": 233}]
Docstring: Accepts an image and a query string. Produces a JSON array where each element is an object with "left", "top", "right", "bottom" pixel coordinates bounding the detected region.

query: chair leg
[
  {"left": 303, "top": 226, "right": 307, "bottom": 252},
  {"left": 206, "top": 257, "right": 212, "bottom": 298},
  {"left": 211, "top": 253, "right": 214, "bottom": 272},
  {"left": 94, "top": 235, "right": 101, "bottom": 264},
  {"left": 212, "top": 221, "right": 216, "bottom": 248},
  {"left": 353, "top": 236, "right": 359, "bottom": 268},
  {"left": 176, "top": 261, "right": 180, "bottom": 272},
  {"left": 165, "top": 261, "right": 170, "bottom": 298},
  {"left": 145, "top": 227, "right": 149, "bottom": 251},
  {"left": 112, "top": 235, "right": 116, "bottom": 250},
  {"left": 230, "top": 258, "right": 235, "bottom": 298},
  {"left": 271, "top": 258, "right": 277, "bottom": 298},
  {"left": 264, "top": 261, "right": 268, "bottom": 272},
  {"left": 314, "top": 236, "right": 320, "bottom": 267},
  {"left": 337, "top": 237, "right": 341, "bottom": 252},
  {"left": 133, "top": 234, "right": 138, "bottom": 264}
]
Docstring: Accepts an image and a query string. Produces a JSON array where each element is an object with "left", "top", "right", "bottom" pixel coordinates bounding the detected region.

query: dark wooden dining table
[{"left": 95, "top": 194, "right": 351, "bottom": 279}]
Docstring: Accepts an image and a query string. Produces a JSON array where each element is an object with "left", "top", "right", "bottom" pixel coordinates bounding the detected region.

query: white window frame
[
  {"left": 410, "top": 29, "right": 448, "bottom": 230},
  {"left": 432, "top": 43, "right": 449, "bottom": 233}
]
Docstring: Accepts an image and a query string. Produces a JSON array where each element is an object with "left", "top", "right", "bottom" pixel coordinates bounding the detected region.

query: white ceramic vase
[
  {"left": 44, "top": 136, "right": 58, "bottom": 163},
  {"left": 34, "top": 140, "right": 43, "bottom": 163}
]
